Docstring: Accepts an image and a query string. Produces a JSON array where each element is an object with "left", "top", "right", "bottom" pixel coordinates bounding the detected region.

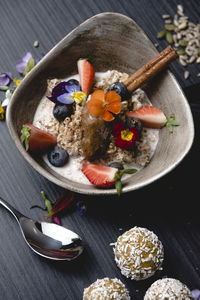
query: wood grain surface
[{"left": 0, "top": 0, "right": 200, "bottom": 299}]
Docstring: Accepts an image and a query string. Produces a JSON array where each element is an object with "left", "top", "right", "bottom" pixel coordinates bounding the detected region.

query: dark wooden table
[{"left": 0, "top": 1, "right": 200, "bottom": 299}]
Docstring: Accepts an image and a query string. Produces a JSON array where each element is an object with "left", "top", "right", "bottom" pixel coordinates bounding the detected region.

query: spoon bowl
[{"left": 0, "top": 197, "right": 83, "bottom": 260}]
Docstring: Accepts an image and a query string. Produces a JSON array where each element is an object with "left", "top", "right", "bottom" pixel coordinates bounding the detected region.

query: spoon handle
[{"left": 0, "top": 196, "right": 24, "bottom": 221}]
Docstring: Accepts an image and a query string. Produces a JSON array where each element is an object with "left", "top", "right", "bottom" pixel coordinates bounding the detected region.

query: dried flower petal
[
  {"left": 0, "top": 103, "right": 5, "bottom": 120},
  {"left": 192, "top": 290, "right": 200, "bottom": 300},
  {"left": 16, "top": 52, "right": 34, "bottom": 74},
  {"left": 52, "top": 216, "right": 61, "bottom": 225},
  {"left": 191, "top": 290, "right": 200, "bottom": 300},
  {"left": 45, "top": 190, "right": 74, "bottom": 219},
  {"left": 31, "top": 191, "right": 61, "bottom": 225},
  {"left": 0, "top": 72, "right": 12, "bottom": 86},
  {"left": 13, "top": 78, "right": 22, "bottom": 87}
]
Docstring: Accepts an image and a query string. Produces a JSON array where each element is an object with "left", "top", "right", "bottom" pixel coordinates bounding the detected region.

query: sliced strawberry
[
  {"left": 81, "top": 163, "right": 117, "bottom": 187},
  {"left": 126, "top": 105, "right": 167, "bottom": 129},
  {"left": 77, "top": 59, "right": 95, "bottom": 96},
  {"left": 20, "top": 123, "right": 57, "bottom": 153}
]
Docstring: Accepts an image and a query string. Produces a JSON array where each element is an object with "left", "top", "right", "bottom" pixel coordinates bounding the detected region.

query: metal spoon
[{"left": 0, "top": 197, "right": 83, "bottom": 260}]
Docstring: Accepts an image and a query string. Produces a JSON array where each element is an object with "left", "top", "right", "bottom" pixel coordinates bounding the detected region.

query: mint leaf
[
  {"left": 20, "top": 124, "right": 31, "bottom": 151},
  {"left": 114, "top": 168, "right": 137, "bottom": 196},
  {"left": 121, "top": 168, "right": 137, "bottom": 175},
  {"left": 166, "top": 114, "right": 179, "bottom": 133}
]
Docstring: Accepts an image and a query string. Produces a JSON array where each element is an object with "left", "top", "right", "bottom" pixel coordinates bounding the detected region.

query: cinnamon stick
[{"left": 123, "top": 46, "right": 177, "bottom": 92}]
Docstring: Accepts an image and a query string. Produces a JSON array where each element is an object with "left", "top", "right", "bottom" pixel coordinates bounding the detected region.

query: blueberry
[
  {"left": 67, "top": 79, "right": 80, "bottom": 86},
  {"left": 53, "top": 104, "right": 73, "bottom": 121},
  {"left": 108, "top": 162, "right": 124, "bottom": 170},
  {"left": 110, "top": 82, "right": 131, "bottom": 101},
  {"left": 47, "top": 147, "right": 69, "bottom": 167}
]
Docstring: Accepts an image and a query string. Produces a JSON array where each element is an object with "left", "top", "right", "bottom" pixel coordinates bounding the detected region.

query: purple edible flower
[
  {"left": 0, "top": 72, "right": 12, "bottom": 86},
  {"left": 191, "top": 289, "right": 200, "bottom": 300},
  {"left": 76, "top": 200, "right": 87, "bottom": 216},
  {"left": 16, "top": 52, "right": 33, "bottom": 74},
  {"left": 48, "top": 80, "right": 86, "bottom": 105}
]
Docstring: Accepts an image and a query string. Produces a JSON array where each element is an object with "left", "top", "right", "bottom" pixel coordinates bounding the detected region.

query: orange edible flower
[{"left": 87, "top": 89, "right": 121, "bottom": 121}]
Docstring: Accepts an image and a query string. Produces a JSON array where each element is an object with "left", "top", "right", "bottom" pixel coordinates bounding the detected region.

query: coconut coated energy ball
[
  {"left": 83, "top": 277, "right": 131, "bottom": 300},
  {"left": 144, "top": 278, "right": 193, "bottom": 299},
  {"left": 114, "top": 227, "right": 164, "bottom": 280}
]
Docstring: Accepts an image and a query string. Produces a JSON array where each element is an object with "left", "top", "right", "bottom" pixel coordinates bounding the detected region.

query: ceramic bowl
[{"left": 6, "top": 12, "right": 194, "bottom": 195}]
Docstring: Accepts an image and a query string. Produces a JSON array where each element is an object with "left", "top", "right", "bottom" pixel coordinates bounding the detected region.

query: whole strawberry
[{"left": 20, "top": 123, "right": 57, "bottom": 154}]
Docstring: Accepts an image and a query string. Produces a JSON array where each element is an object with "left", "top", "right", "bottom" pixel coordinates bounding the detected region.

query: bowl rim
[{"left": 6, "top": 12, "right": 195, "bottom": 195}]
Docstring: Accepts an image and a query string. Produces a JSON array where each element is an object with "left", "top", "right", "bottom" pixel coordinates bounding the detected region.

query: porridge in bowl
[
  {"left": 20, "top": 46, "right": 178, "bottom": 194},
  {"left": 33, "top": 70, "right": 160, "bottom": 185}
]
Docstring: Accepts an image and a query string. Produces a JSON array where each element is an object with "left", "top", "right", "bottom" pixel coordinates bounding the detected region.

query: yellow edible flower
[
  {"left": 13, "top": 78, "right": 22, "bottom": 87},
  {"left": 0, "top": 104, "right": 5, "bottom": 120},
  {"left": 121, "top": 129, "right": 134, "bottom": 141},
  {"left": 72, "top": 91, "right": 86, "bottom": 105}
]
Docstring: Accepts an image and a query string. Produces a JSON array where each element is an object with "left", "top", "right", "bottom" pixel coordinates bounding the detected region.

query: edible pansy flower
[
  {"left": 0, "top": 72, "right": 12, "bottom": 87},
  {"left": 16, "top": 52, "right": 35, "bottom": 75},
  {"left": 112, "top": 121, "right": 139, "bottom": 149},
  {"left": 87, "top": 89, "right": 121, "bottom": 122},
  {"left": 48, "top": 80, "right": 86, "bottom": 105}
]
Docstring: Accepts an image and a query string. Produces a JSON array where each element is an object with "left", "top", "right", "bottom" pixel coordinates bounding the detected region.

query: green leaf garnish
[
  {"left": 41, "top": 191, "right": 52, "bottom": 213},
  {"left": 20, "top": 124, "right": 31, "bottom": 151},
  {"left": 114, "top": 168, "right": 137, "bottom": 196},
  {"left": 23, "top": 57, "right": 35, "bottom": 75},
  {"left": 166, "top": 114, "right": 179, "bottom": 132},
  {"left": 115, "top": 180, "right": 122, "bottom": 196},
  {"left": 0, "top": 85, "right": 9, "bottom": 91}
]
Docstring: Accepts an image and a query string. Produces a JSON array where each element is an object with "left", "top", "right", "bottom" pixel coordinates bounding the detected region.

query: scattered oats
[
  {"left": 165, "top": 19, "right": 172, "bottom": 24},
  {"left": 162, "top": 14, "right": 170, "bottom": 19},
  {"left": 188, "top": 55, "right": 196, "bottom": 63},
  {"left": 110, "top": 242, "right": 116, "bottom": 246},
  {"left": 177, "top": 4, "right": 184, "bottom": 13},
  {"left": 178, "top": 22, "right": 188, "bottom": 30},
  {"left": 196, "top": 57, "right": 200, "bottom": 63},
  {"left": 184, "top": 70, "right": 190, "bottom": 79},
  {"left": 33, "top": 40, "right": 39, "bottom": 48}
]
